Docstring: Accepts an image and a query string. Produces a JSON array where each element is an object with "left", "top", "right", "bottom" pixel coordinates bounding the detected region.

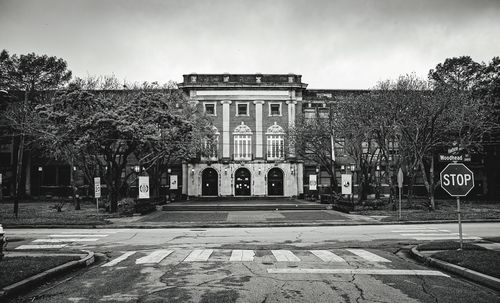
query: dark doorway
[
  {"left": 235, "top": 168, "right": 251, "bottom": 196},
  {"left": 202, "top": 168, "right": 218, "bottom": 196},
  {"left": 267, "top": 168, "right": 284, "bottom": 196}
]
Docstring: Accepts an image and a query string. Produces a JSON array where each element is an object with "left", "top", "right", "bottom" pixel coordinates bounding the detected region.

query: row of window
[
  {"left": 204, "top": 102, "right": 282, "bottom": 116},
  {"left": 203, "top": 135, "right": 285, "bottom": 161}
]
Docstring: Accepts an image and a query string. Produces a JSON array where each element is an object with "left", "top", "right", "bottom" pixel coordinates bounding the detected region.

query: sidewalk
[
  {"left": 109, "top": 209, "right": 379, "bottom": 228},
  {"left": 410, "top": 241, "right": 500, "bottom": 291}
]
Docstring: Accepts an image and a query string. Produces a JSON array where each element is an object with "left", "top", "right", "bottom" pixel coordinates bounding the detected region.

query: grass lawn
[
  {"left": 431, "top": 250, "right": 500, "bottom": 279},
  {"left": 417, "top": 241, "right": 486, "bottom": 251},
  {"left": 353, "top": 199, "right": 500, "bottom": 221},
  {"left": 0, "top": 200, "right": 111, "bottom": 227},
  {"left": 0, "top": 255, "right": 80, "bottom": 288}
]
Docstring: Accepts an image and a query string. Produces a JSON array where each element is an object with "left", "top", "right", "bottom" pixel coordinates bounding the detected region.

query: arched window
[
  {"left": 203, "top": 126, "right": 219, "bottom": 161},
  {"left": 266, "top": 122, "right": 284, "bottom": 160},
  {"left": 233, "top": 122, "right": 252, "bottom": 160}
]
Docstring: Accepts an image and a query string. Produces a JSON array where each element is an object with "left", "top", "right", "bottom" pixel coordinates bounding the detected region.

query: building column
[
  {"left": 253, "top": 100, "right": 265, "bottom": 159},
  {"left": 221, "top": 100, "right": 232, "bottom": 158},
  {"left": 286, "top": 100, "right": 297, "bottom": 158}
]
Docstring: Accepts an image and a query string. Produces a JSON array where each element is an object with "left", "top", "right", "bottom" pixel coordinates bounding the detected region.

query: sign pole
[
  {"left": 457, "top": 197, "right": 463, "bottom": 250},
  {"left": 398, "top": 187, "right": 402, "bottom": 220},
  {"left": 96, "top": 198, "right": 99, "bottom": 215}
]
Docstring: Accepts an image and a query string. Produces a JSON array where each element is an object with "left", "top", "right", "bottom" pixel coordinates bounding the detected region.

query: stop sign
[{"left": 440, "top": 163, "right": 474, "bottom": 197}]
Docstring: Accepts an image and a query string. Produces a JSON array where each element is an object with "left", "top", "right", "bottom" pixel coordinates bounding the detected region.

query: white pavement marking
[
  {"left": 102, "top": 251, "right": 136, "bottom": 267},
  {"left": 391, "top": 230, "right": 437, "bottom": 233},
  {"left": 33, "top": 238, "right": 100, "bottom": 243},
  {"left": 346, "top": 249, "right": 391, "bottom": 263},
  {"left": 401, "top": 233, "right": 460, "bottom": 236},
  {"left": 184, "top": 249, "right": 213, "bottom": 262},
  {"left": 310, "top": 250, "right": 346, "bottom": 262},
  {"left": 267, "top": 268, "right": 449, "bottom": 277},
  {"left": 136, "top": 250, "right": 173, "bottom": 264},
  {"left": 229, "top": 250, "right": 255, "bottom": 262},
  {"left": 414, "top": 236, "right": 481, "bottom": 240},
  {"left": 15, "top": 244, "right": 67, "bottom": 250},
  {"left": 271, "top": 250, "right": 301, "bottom": 262},
  {"left": 48, "top": 234, "right": 108, "bottom": 238}
]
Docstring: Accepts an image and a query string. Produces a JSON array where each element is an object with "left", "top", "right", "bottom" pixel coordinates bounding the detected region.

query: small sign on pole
[
  {"left": 440, "top": 163, "right": 475, "bottom": 250},
  {"left": 139, "top": 176, "right": 150, "bottom": 199},
  {"left": 170, "top": 175, "right": 178, "bottom": 190},
  {"left": 341, "top": 174, "right": 352, "bottom": 195},
  {"left": 397, "top": 168, "right": 404, "bottom": 220},
  {"left": 94, "top": 177, "right": 101, "bottom": 214},
  {"left": 309, "top": 175, "right": 317, "bottom": 191}
]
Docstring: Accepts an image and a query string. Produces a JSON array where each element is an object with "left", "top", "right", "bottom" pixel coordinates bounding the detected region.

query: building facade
[{"left": 178, "top": 73, "right": 307, "bottom": 197}]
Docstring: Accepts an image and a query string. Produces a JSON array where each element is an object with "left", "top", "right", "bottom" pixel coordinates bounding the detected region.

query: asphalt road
[{"left": 6, "top": 223, "right": 500, "bottom": 303}]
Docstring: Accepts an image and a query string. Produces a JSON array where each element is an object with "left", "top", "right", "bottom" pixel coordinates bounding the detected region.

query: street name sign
[{"left": 440, "top": 163, "right": 474, "bottom": 197}]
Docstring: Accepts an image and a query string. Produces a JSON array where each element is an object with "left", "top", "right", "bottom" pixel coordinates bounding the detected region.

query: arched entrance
[
  {"left": 202, "top": 168, "right": 218, "bottom": 196},
  {"left": 267, "top": 168, "right": 284, "bottom": 196},
  {"left": 235, "top": 168, "right": 251, "bottom": 196}
]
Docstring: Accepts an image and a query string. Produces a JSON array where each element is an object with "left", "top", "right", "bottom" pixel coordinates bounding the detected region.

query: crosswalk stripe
[
  {"left": 310, "top": 250, "right": 346, "bottom": 262},
  {"left": 267, "top": 268, "right": 449, "bottom": 277},
  {"left": 346, "top": 249, "right": 391, "bottom": 263},
  {"left": 48, "top": 234, "right": 108, "bottom": 238},
  {"left": 15, "top": 244, "right": 67, "bottom": 250},
  {"left": 33, "top": 238, "right": 100, "bottom": 243},
  {"left": 271, "top": 250, "right": 301, "bottom": 262},
  {"left": 136, "top": 250, "right": 173, "bottom": 264},
  {"left": 229, "top": 250, "right": 255, "bottom": 261},
  {"left": 102, "top": 251, "right": 136, "bottom": 267},
  {"left": 184, "top": 249, "right": 213, "bottom": 262}
]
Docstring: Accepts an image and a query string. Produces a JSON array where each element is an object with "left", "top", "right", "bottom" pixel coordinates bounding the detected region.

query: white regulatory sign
[{"left": 94, "top": 177, "right": 101, "bottom": 198}]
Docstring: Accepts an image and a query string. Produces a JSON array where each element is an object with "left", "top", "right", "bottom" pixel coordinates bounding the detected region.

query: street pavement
[{"left": 5, "top": 223, "right": 500, "bottom": 302}]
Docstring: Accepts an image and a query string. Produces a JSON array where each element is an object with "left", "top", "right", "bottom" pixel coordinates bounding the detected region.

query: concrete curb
[
  {"left": 5, "top": 218, "right": 500, "bottom": 229},
  {"left": 0, "top": 250, "right": 95, "bottom": 300},
  {"left": 409, "top": 246, "right": 500, "bottom": 291}
]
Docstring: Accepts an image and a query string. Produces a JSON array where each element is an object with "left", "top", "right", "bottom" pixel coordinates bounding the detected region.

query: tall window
[
  {"left": 266, "top": 122, "right": 285, "bottom": 160},
  {"left": 233, "top": 122, "right": 252, "bottom": 160},
  {"left": 203, "top": 126, "right": 219, "bottom": 161}
]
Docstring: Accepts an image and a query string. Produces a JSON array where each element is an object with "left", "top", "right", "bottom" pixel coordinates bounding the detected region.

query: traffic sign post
[
  {"left": 440, "top": 163, "right": 474, "bottom": 250},
  {"left": 397, "top": 168, "right": 404, "bottom": 220},
  {"left": 94, "top": 177, "right": 101, "bottom": 215}
]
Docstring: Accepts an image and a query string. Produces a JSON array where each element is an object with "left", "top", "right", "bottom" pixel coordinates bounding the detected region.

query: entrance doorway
[
  {"left": 235, "top": 168, "right": 251, "bottom": 196},
  {"left": 267, "top": 168, "right": 284, "bottom": 196},
  {"left": 202, "top": 168, "right": 218, "bottom": 196}
]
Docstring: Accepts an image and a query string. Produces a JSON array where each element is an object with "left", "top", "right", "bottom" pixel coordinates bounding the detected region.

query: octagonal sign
[{"left": 440, "top": 163, "right": 474, "bottom": 197}]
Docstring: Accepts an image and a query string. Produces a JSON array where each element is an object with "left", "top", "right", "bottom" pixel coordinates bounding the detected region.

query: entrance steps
[{"left": 162, "top": 197, "right": 329, "bottom": 211}]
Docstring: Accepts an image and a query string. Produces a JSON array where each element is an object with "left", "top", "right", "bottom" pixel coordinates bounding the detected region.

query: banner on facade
[
  {"left": 170, "top": 175, "right": 178, "bottom": 190},
  {"left": 309, "top": 175, "right": 317, "bottom": 191},
  {"left": 94, "top": 177, "right": 101, "bottom": 198},
  {"left": 341, "top": 174, "right": 352, "bottom": 195},
  {"left": 138, "top": 176, "right": 150, "bottom": 199}
]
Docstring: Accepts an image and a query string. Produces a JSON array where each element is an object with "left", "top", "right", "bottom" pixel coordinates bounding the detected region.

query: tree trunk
[{"left": 419, "top": 158, "right": 434, "bottom": 210}]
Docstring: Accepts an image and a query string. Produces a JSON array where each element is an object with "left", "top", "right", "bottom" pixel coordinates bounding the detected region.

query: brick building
[{"left": 178, "top": 73, "right": 307, "bottom": 197}]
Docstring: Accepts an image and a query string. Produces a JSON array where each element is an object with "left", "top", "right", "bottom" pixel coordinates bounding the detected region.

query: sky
[{"left": 1, "top": 0, "right": 499, "bottom": 89}]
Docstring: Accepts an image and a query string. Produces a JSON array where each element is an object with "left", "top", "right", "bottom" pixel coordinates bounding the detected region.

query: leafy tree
[
  {"left": 0, "top": 50, "right": 72, "bottom": 216},
  {"left": 36, "top": 83, "right": 211, "bottom": 212}
]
